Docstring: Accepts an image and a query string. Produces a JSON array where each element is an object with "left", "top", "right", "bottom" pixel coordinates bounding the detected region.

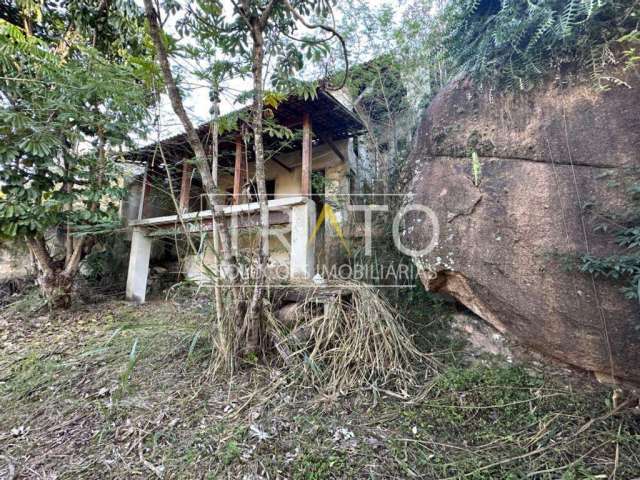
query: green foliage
[
  {"left": 471, "top": 150, "right": 481, "bottom": 186},
  {"left": 2, "top": 0, "right": 148, "bottom": 56},
  {"left": 0, "top": 20, "right": 150, "bottom": 240},
  {"left": 402, "top": 0, "right": 639, "bottom": 91},
  {"left": 311, "top": 170, "right": 326, "bottom": 194},
  {"left": 113, "top": 336, "right": 140, "bottom": 401},
  {"left": 2, "top": 350, "right": 62, "bottom": 398},
  {"left": 220, "top": 440, "right": 241, "bottom": 465},
  {"left": 348, "top": 54, "right": 408, "bottom": 120},
  {"left": 177, "top": 0, "right": 342, "bottom": 96},
  {"left": 335, "top": 4, "right": 433, "bottom": 193},
  {"left": 619, "top": 29, "right": 640, "bottom": 71},
  {"left": 578, "top": 170, "right": 640, "bottom": 301},
  {"left": 63, "top": 0, "right": 148, "bottom": 58},
  {"left": 292, "top": 451, "right": 349, "bottom": 480},
  {"left": 388, "top": 361, "right": 636, "bottom": 478}
]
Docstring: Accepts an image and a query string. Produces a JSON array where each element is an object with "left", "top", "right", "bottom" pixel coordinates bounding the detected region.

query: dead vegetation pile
[
  {"left": 204, "top": 278, "right": 436, "bottom": 398},
  {"left": 264, "top": 282, "right": 438, "bottom": 395}
]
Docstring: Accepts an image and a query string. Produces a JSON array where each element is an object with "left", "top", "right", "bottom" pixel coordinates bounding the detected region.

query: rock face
[{"left": 402, "top": 74, "right": 640, "bottom": 385}]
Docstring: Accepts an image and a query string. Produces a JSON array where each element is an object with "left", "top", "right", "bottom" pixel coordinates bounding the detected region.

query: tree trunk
[
  {"left": 209, "top": 90, "right": 224, "bottom": 323},
  {"left": 39, "top": 271, "right": 74, "bottom": 309},
  {"left": 26, "top": 236, "right": 74, "bottom": 309},
  {"left": 144, "top": 0, "right": 250, "bottom": 371},
  {"left": 241, "top": 18, "right": 270, "bottom": 356},
  {"left": 142, "top": 0, "right": 237, "bottom": 282}
]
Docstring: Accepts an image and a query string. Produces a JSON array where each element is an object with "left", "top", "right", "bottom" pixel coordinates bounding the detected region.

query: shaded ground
[{"left": 1, "top": 290, "right": 639, "bottom": 479}]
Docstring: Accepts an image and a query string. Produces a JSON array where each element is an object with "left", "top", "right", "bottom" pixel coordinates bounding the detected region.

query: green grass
[
  {"left": 382, "top": 364, "right": 638, "bottom": 478},
  {"left": 0, "top": 294, "right": 638, "bottom": 479},
  {"left": 292, "top": 451, "right": 350, "bottom": 480}
]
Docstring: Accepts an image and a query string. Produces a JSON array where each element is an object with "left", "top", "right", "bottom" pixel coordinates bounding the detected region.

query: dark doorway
[{"left": 248, "top": 179, "right": 276, "bottom": 201}]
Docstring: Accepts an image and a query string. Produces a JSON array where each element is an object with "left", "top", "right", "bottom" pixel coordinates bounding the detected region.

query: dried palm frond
[{"left": 264, "top": 281, "right": 438, "bottom": 395}]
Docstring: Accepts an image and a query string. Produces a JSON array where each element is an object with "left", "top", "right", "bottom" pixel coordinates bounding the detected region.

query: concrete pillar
[
  {"left": 126, "top": 228, "right": 152, "bottom": 303},
  {"left": 324, "top": 163, "right": 350, "bottom": 269},
  {"left": 290, "top": 200, "right": 316, "bottom": 279}
]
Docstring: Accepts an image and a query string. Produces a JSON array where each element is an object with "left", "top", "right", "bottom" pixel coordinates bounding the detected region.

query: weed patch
[{"left": 0, "top": 298, "right": 638, "bottom": 478}]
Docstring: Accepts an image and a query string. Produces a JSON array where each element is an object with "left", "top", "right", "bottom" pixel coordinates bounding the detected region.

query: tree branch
[
  {"left": 25, "top": 236, "right": 55, "bottom": 277},
  {"left": 260, "top": 0, "right": 280, "bottom": 29},
  {"left": 63, "top": 237, "right": 86, "bottom": 276},
  {"left": 280, "top": 0, "right": 349, "bottom": 90}
]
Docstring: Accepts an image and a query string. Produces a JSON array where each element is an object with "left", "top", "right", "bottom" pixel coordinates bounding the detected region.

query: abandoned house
[{"left": 121, "top": 88, "right": 368, "bottom": 303}]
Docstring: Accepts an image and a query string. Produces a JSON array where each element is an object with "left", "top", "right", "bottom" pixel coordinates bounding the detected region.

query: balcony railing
[{"left": 125, "top": 196, "right": 316, "bottom": 303}]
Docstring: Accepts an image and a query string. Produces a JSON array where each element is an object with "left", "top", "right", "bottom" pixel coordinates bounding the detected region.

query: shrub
[
  {"left": 416, "top": 0, "right": 639, "bottom": 90},
  {"left": 579, "top": 169, "right": 640, "bottom": 301}
]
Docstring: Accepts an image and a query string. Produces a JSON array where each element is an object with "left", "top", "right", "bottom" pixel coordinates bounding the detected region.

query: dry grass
[
  {"left": 205, "top": 279, "right": 436, "bottom": 397},
  {"left": 265, "top": 281, "right": 438, "bottom": 395},
  {"left": 1, "top": 289, "right": 639, "bottom": 479}
]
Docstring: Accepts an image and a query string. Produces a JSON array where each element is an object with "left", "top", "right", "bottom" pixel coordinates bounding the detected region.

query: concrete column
[
  {"left": 290, "top": 200, "right": 316, "bottom": 279},
  {"left": 126, "top": 228, "right": 152, "bottom": 303},
  {"left": 324, "top": 163, "right": 350, "bottom": 269},
  {"left": 137, "top": 161, "right": 150, "bottom": 220}
]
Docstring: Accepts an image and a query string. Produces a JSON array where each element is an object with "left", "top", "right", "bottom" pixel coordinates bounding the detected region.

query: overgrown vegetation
[
  {"left": 579, "top": 168, "right": 640, "bottom": 301},
  {"left": 1, "top": 292, "right": 638, "bottom": 478},
  {"left": 0, "top": 2, "right": 151, "bottom": 307},
  {"left": 142, "top": 0, "right": 349, "bottom": 367},
  {"left": 1, "top": 1, "right": 639, "bottom": 477},
  {"left": 265, "top": 282, "right": 437, "bottom": 394},
  {"left": 80, "top": 234, "right": 132, "bottom": 296},
  {"left": 403, "top": 0, "right": 639, "bottom": 91}
]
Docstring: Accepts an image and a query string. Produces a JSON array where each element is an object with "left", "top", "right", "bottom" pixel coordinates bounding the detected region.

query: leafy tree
[
  {"left": 143, "top": 0, "right": 346, "bottom": 366},
  {"left": 1, "top": 0, "right": 148, "bottom": 55},
  {"left": 0, "top": 4, "right": 151, "bottom": 308},
  {"left": 331, "top": 2, "right": 419, "bottom": 194}
]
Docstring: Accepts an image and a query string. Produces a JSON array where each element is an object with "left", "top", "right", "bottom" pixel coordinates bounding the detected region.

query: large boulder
[{"left": 401, "top": 73, "right": 640, "bottom": 385}]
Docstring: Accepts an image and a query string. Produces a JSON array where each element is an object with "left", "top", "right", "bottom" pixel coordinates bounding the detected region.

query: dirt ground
[{"left": 1, "top": 291, "right": 639, "bottom": 479}]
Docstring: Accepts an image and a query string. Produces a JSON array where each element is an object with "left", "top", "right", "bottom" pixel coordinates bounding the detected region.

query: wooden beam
[
  {"left": 271, "top": 156, "right": 293, "bottom": 173},
  {"left": 301, "top": 112, "right": 312, "bottom": 197},
  {"left": 316, "top": 131, "right": 346, "bottom": 164},
  {"left": 178, "top": 160, "right": 192, "bottom": 213},
  {"left": 233, "top": 139, "right": 243, "bottom": 205}
]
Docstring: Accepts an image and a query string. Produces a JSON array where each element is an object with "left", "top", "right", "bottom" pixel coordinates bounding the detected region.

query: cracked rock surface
[{"left": 401, "top": 72, "right": 640, "bottom": 385}]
